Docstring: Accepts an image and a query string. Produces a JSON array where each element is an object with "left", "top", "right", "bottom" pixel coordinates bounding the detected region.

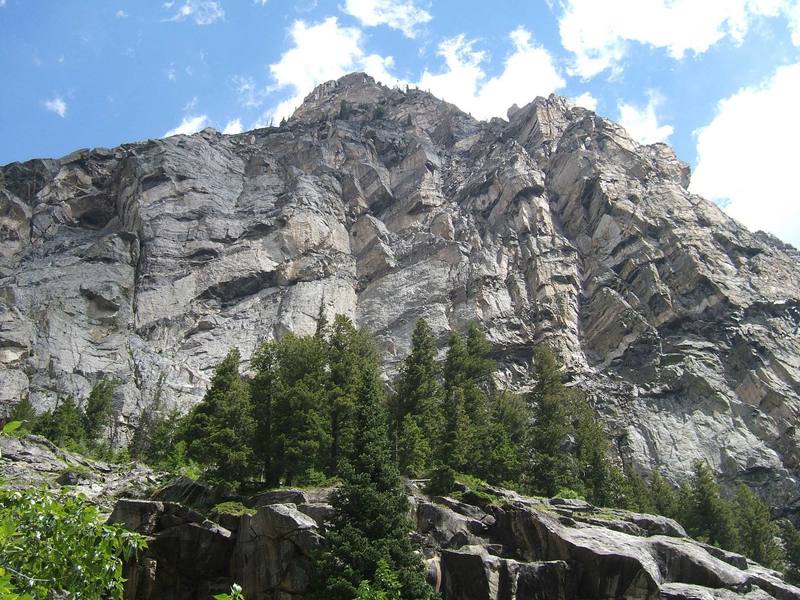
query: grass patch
[{"left": 210, "top": 501, "right": 256, "bottom": 518}]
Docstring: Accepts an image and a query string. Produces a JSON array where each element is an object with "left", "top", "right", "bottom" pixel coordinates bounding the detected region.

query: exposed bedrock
[{"left": 2, "top": 73, "right": 799, "bottom": 512}]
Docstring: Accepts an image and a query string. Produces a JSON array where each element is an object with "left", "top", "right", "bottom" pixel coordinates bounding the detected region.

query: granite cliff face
[{"left": 2, "top": 73, "right": 799, "bottom": 512}]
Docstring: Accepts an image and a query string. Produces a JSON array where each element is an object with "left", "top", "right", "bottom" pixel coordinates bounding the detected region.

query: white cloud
[
  {"left": 266, "top": 17, "right": 404, "bottom": 122},
  {"left": 233, "top": 75, "right": 264, "bottom": 108},
  {"left": 115, "top": 9, "right": 128, "bottom": 18},
  {"left": 417, "top": 27, "right": 565, "bottom": 120},
  {"left": 570, "top": 91, "right": 598, "bottom": 111},
  {"left": 691, "top": 62, "right": 800, "bottom": 247},
  {"left": 163, "top": 114, "right": 209, "bottom": 136},
  {"left": 0, "top": 1, "right": 6, "bottom": 6},
  {"left": 558, "top": 0, "right": 799, "bottom": 79},
  {"left": 342, "top": 0, "right": 432, "bottom": 38},
  {"left": 165, "top": 1, "right": 224, "bottom": 25},
  {"left": 223, "top": 118, "right": 243, "bottom": 134},
  {"left": 43, "top": 96, "right": 67, "bottom": 117},
  {"left": 617, "top": 90, "right": 673, "bottom": 144},
  {"left": 183, "top": 96, "right": 198, "bottom": 112}
]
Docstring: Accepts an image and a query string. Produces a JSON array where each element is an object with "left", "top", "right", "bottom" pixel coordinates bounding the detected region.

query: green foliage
[
  {"left": 32, "top": 396, "right": 86, "bottom": 450},
  {"left": 9, "top": 399, "right": 35, "bottom": 431},
  {"left": 253, "top": 332, "right": 331, "bottom": 485},
  {"left": 0, "top": 487, "right": 146, "bottom": 599},
  {"left": 525, "top": 347, "right": 580, "bottom": 496},
  {"left": 622, "top": 468, "right": 656, "bottom": 514},
  {"left": 393, "top": 319, "right": 443, "bottom": 472},
  {"left": 425, "top": 464, "right": 456, "bottom": 495},
  {"left": 683, "top": 462, "right": 740, "bottom": 552},
  {"left": 397, "top": 414, "right": 431, "bottom": 478},
  {"left": 311, "top": 361, "right": 435, "bottom": 600},
  {"left": 182, "top": 348, "right": 256, "bottom": 489},
  {"left": 554, "top": 487, "right": 585, "bottom": 500},
  {"left": 733, "top": 484, "right": 783, "bottom": 569},
  {"left": 650, "top": 471, "right": 679, "bottom": 519},
  {"left": 782, "top": 521, "right": 800, "bottom": 585},
  {"left": 210, "top": 501, "right": 256, "bottom": 518},
  {"left": 354, "top": 560, "right": 402, "bottom": 600},
  {"left": 83, "top": 378, "right": 117, "bottom": 440}
]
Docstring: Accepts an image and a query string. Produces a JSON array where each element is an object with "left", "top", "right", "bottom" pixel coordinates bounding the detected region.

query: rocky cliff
[{"left": 2, "top": 72, "right": 799, "bottom": 512}]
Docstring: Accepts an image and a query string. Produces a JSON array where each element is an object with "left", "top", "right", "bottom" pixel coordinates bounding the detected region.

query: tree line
[{"left": 8, "top": 315, "right": 800, "bottom": 589}]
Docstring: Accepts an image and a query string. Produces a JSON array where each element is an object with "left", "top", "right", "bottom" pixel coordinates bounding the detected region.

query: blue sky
[{"left": 1, "top": 0, "right": 799, "bottom": 245}]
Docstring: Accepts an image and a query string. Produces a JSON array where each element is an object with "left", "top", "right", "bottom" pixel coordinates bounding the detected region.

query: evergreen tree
[
  {"left": 572, "top": 395, "right": 623, "bottom": 506},
  {"left": 9, "top": 397, "right": 36, "bottom": 430},
  {"left": 623, "top": 468, "right": 656, "bottom": 513},
  {"left": 311, "top": 360, "right": 434, "bottom": 600},
  {"left": 83, "top": 378, "right": 117, "bottom": 441},
  {"left": 782, "top": 521, "right": 800, "bottom": 585},
  {"left": 33, "top": 396, "right": 86, "bottom": 449},
  {"left": 650, "top": 471, "right": 679, "bottom": 519},
  {"left": 396, "top": 414, "right": 430, "bottom": 478},
  {"left": 393, "top": 319, "right": 443, "bottom": 452},
  {"left": 263, "top": 334, "right": 330, "bottom": 484},
  {"left": 733, "top": 483, "right": 783, "bottom": 569},
  {"left": 327, "top": 316, "right": 374, "bottom": 473},
  {"left": 525, "top": 346, "right": 579, "bottom": 496},
  {"left": 182, "top": 348, "right": 256, "bottom": 488},
  {"left": 684, "top": 462, "right": 740, "bottom": 552}
]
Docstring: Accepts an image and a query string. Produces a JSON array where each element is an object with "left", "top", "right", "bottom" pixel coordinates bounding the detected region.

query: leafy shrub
[
  {"left": 210, "top": 501, "right": 256, "bottom": 518},
  {"left": 554, "top": 487, "right": 585, "bottom": 500},
  {"left": 0, "top": 487, "right": 146, "bottom": 599}
]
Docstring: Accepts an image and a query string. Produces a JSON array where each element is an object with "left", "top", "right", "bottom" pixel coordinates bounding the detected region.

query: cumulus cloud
[
  {"left": 558, "top": 0, "right": 799, "bottom": 79},
  {"left": 417, "top": 27, "right": 565, "bottom": 120},
  {"left": 165, "top": 1, "right": 224, "bottom": 25},
  {"left": 43, "top": 96, "right": 67, "bottom": 117},
  {"left": 617, "top": 91, "right": 673, "bottom": 144},
  {"left": 570, "top": 91, "right": 598, "bottom": 111},
  {"left": 342, "top": 0, "right": 432, "bottom": 38},
  {"left": 223, "top": 118, "right": 243, "bottom": 134},
  {"left": 266, "top": 17, "right": 404, "bottom": 122},
  {"left": 163, "top": 114, "right": 209, "bottom": 136},
  {"left": 115, "top": 9, "right": 128, "bottom": 18},
  {"left": 691, "top": 62, "right": 800, "bottom": 247}
]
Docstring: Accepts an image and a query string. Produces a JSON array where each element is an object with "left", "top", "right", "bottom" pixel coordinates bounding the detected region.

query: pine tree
[
  {"left": 397, "top": 414, "right": 430, "bottom": 478},
  {"left": 84, "top": 378, "right": 117, "bottom": 441},
  {"left": 650, "top": 471, "right": 679, "bottom": 519},
  {"left": 623, "top": 468, "right": 656, "bottom": 513},
  {"left": 782, "top": 521, "right": 800, "bottom": 584},
  {"left": 685, "top": 462, "right": 740, "bottom": 552},
  {"left": 394, "top": 319, "right": 443, "bottom": 452},
  {"left": 182, "top": 348, "right": 256, "bottom": 489},
  {"left": 733, "top": 483, "right": 783, "bottom": 569},
  {"left": 572, "top": 395, "right": 622, "bottom": 506},
  {"left": 525, "top": 346, "right": 579, "bottom": 496},
  {"left": 263, "top": 334, "right": 330, "bottom": 484},
  {"left": 9, "top": 397, "right": 36, "bottom": 430},
  {"left": 327, "top": 316, "right": 374, "bottom": 473},
  {"left": 33, "top": 396, "right": 86, "bottom": 449},
  {"left": 311, "top": 360, "right": 435, "bottom": 600}
]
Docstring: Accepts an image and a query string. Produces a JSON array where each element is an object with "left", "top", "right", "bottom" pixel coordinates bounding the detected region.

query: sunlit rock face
[{"left": 2, "top": 72, "right": 799, "bottom": 513}]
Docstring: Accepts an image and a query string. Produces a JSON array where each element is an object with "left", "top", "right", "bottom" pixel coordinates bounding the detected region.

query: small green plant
[
  {"left": 0, "top": 487, "right": 146, "bottom": 599},
  {"left": 555, "top": 487, "right": 585, "bottom": 500},
  {"left": 214, "top": 583, "right": 245, "bottom": 600},
  {"left": 210, "top": 501, "right": 256, "bottom": 518}
]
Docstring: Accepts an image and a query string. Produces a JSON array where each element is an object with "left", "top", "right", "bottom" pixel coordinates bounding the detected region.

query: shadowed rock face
[
  {"left": 106, "top": 481, "right": 800, "bottom": 600},
  {"left": 2, "top": 72, "right": 800, "bottom": 511}
]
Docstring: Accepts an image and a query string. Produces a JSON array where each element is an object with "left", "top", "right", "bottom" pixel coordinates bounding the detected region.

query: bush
[
  {"left": 0, "top": 487, "right": 146, "bottom": 599},
  {"left": 425, "top": 465, "right": 456, "bottom": 496}
]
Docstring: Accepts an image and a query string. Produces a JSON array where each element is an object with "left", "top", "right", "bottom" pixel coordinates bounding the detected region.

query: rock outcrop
[
  {"left": 106, "top": 480, "right": 800, "bottom": 599},
  {"left": 2, "top": 72, "right": 799, "bottom": 512}
]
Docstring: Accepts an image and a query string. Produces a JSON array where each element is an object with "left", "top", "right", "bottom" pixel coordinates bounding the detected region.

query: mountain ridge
[{"left": 1, "top": 72, "right": 799, "bottom": 515}]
